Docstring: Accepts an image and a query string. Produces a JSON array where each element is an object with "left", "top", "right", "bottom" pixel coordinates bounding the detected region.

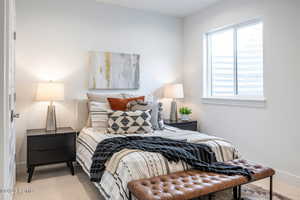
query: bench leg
[
  {"left": 208, "top": 194, "right": 213, "bottom": 200},
  {"left": 238, "top": 185, "right": 241, "bottom": 199},
  {"left": 128, "top": 191, "right": 132, "bottom": 200},
  {"left": 233, "top": 187, "right": 238, "bottom": 200},
  {"left": 270, "top": 176, "right": 273, "bottom": 200}
]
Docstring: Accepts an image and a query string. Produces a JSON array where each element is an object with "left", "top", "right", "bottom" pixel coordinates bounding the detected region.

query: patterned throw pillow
[
  {"left": 156, "top": 102, "right": 165, "bottom": 129},
  {"left": 107, "top": 110, "right": 153, "bottom": 134},
  {"left": 88, "top": 101, "right": 111, "bottom": 129},
  {"left": 127, "top": 100, "right": 165, "bottom": 130}
]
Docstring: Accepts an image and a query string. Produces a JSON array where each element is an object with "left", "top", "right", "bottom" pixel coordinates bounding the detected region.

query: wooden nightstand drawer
[
  {"left": 29, "top": 148, "right": 75, "bottom": 165},
  {"left": 28, "top": 134, "right": 75, "bottom": 151},
  {"left": 171, "top": 123, "right": 197, "bottom": 131},
  {"left": 164, "top": 120, "right": 198, "bottom": 131}
]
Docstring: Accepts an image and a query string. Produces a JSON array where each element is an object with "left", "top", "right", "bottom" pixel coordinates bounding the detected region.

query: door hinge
[{"left": 13, "top": 32, "right": 16, "bottom": 40}]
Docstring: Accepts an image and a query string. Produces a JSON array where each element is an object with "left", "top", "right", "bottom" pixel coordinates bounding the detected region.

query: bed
[{"left": 76, "top": 125, "right": 240, "bottom": 200}]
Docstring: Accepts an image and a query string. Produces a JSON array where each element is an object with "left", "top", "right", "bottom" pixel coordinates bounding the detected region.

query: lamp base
[
  {"left": 46, "top": 104, "right": 57, "bottom": 131},
  {"left": 170, "top": 100, "right": 178, "bottom": 122}
]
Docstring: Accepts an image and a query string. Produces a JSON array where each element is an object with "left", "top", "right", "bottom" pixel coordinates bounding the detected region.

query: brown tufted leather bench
[{"left": 128, "top": 159, "right": 275, "bottom": 200}]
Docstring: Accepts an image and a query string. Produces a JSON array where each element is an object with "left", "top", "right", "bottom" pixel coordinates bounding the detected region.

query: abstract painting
[{"left": 89, "top": 51, "right": 140, "bottom": 89}]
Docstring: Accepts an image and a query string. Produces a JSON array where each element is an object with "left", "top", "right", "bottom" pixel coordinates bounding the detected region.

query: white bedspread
[{"left": 76, "top": 126, "right": 240, "bottom": 200}]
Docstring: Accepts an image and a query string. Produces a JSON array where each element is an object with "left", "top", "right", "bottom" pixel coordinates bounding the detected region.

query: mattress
[{"left": 76, "top": 126, "right": 240, "bottom": 200}]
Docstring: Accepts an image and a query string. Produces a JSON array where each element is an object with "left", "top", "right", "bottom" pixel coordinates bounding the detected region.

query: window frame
[{"left": 202, "top": 19, "right": 266, "bottom": 107}]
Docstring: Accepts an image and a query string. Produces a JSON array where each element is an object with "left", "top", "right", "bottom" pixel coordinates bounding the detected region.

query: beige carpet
[
  {"left": 14, "top": 164, "right": 291, "bottom": 200},
  {"left": 206, "top": 184, "right": 292, "bottom": 200},
  {"left": 14, "top": 164, "right": 103, "bottom": 200}
]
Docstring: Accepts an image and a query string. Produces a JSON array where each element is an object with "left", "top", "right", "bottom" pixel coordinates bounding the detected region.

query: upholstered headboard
[{"left": 75, "top": 99, "right": 89, "bottom": 131}]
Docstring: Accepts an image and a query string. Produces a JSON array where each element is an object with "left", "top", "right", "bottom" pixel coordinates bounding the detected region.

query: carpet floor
[{"left": 14, "top": 164, "right": 292, "bottom": 200}]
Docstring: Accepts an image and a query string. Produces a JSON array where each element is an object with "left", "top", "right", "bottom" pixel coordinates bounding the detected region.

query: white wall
[
  {"left": 184, "top": 0, "right": 300, "bottom": 198},
  {"left": 16, "top": 0, "right": 183, "bottom": 168}
]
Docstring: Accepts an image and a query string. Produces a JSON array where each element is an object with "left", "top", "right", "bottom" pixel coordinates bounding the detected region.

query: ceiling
[{"left": 95, "top": 0, "right": 221, "bottom": 17}]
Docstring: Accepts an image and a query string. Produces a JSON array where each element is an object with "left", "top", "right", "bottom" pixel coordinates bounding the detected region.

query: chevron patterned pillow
[
  {"left": 127, "top": 100, "right": 165, "bottom": 130},
  {"left": 107, "top": 110, "right": 153, "bottom": 134}
]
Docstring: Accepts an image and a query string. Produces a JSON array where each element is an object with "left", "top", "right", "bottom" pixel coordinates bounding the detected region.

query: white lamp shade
[
  {"left": 36, "top": 82, "right": 65, "bottom": 101},
  {"left": 164, "top": 83, "right": 184, "bottom": 99}
]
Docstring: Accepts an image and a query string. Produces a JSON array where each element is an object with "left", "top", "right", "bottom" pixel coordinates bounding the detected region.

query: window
[{"left": 204, "top": 20, "right": 264, "bottom": 105}]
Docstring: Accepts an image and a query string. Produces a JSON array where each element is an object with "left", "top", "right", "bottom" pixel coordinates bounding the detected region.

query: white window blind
[{"left": 206, "top": 20, "right": 263, "bottom": 98}]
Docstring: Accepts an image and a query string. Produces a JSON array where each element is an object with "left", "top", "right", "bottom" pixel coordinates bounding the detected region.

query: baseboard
[{"left": 16, "top": 161, "right": 27, "bottom": 175}]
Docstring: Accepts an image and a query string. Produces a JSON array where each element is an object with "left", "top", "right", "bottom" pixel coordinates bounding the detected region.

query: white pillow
[
  {"left": 122, "top": 93, "right": 155, "bottom": 102},
  {"left": 87, "top": 92, "right": 123, "bottom": 103},
  {"left": 88, "top": 101, "right": 111, "bottom": 129}
]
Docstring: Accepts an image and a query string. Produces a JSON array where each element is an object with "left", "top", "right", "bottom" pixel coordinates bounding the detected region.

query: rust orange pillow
[{"left": 107, "top": 96, "right": 145, "bottom": 111}]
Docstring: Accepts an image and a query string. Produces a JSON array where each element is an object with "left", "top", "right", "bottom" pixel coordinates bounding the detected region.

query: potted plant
[{"left": 179, "top": 107, "right": 192, "bottom": 121}]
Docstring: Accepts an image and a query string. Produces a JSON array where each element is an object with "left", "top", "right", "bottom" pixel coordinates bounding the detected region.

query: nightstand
[
  {"left": 164, "top": 120, "right": 198, "bottom": 131},
  {"left": 26, "top": 127, "right": 76, "bottom": 183}
]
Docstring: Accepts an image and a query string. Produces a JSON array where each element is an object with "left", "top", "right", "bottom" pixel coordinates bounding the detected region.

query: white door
[
  {"left": 1, "top": 0, "right": 17, "bottom": 199},
  {"left": 8, "top": 0, "right": 17, "bottom": 190}
]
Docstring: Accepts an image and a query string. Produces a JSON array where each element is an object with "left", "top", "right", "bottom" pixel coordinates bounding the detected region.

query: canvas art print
[{"left": 89, "top": 51, "right": 140, "bottom": 89}]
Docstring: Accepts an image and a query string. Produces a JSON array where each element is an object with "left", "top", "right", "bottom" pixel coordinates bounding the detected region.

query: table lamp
[
  {"left": 36, "top": 82, "right": 64, "bottom": 131},
  {"left": 164, "top": 83, "right": 184, "bottom": 121}
]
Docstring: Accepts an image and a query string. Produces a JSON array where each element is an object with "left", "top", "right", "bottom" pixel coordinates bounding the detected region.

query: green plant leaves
[{"left": 179, "top": 107, "right": 192, "bottom": 115}]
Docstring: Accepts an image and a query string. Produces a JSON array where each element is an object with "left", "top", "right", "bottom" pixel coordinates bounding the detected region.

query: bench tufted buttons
[
  {"left": 153, "top": 192, "right": 159, "bottom": 196},
  {"left": 141, "top": 182, "right": 148, "bottom": 186},
  {"left": 163, "top": 189, "right": 169, "bottom": 193},
  {"left": 175, "top": 186, "right": 181, "bottom": 190},
  {"left": 182, "top": 179, "right": 189, "bottom": 183},
  {"left": 163, "top": 183, "right": 169, "bottom": 187},
  {"left": 152, "top": 186, "right": 159, "bottom": 190},
  {"left": 202, "top": 179, "right": 211, "bottom": 183},
  {"left": 184, "top": 184, "right": 193, "bottom": 188},
  {"left": 193, "top": 181, "right": 202, "bottom": 185},
  {"left": 172, "top": 181, "right": 178, "bottom": 184}
]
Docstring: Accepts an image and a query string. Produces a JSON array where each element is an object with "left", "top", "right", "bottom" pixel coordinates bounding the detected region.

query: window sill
[{"left": 201, "top": 97, "right": 266, "bottom": 108}]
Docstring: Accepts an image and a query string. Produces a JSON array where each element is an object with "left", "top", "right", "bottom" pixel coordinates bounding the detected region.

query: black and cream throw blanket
[{"left": 90, "top": 136, "right": 252, "bottom": 182}]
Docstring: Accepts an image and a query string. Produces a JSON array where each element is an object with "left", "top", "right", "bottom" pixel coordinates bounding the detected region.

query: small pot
[{"left": 180, "top": 114, "right": 190, "bottom": 121}]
